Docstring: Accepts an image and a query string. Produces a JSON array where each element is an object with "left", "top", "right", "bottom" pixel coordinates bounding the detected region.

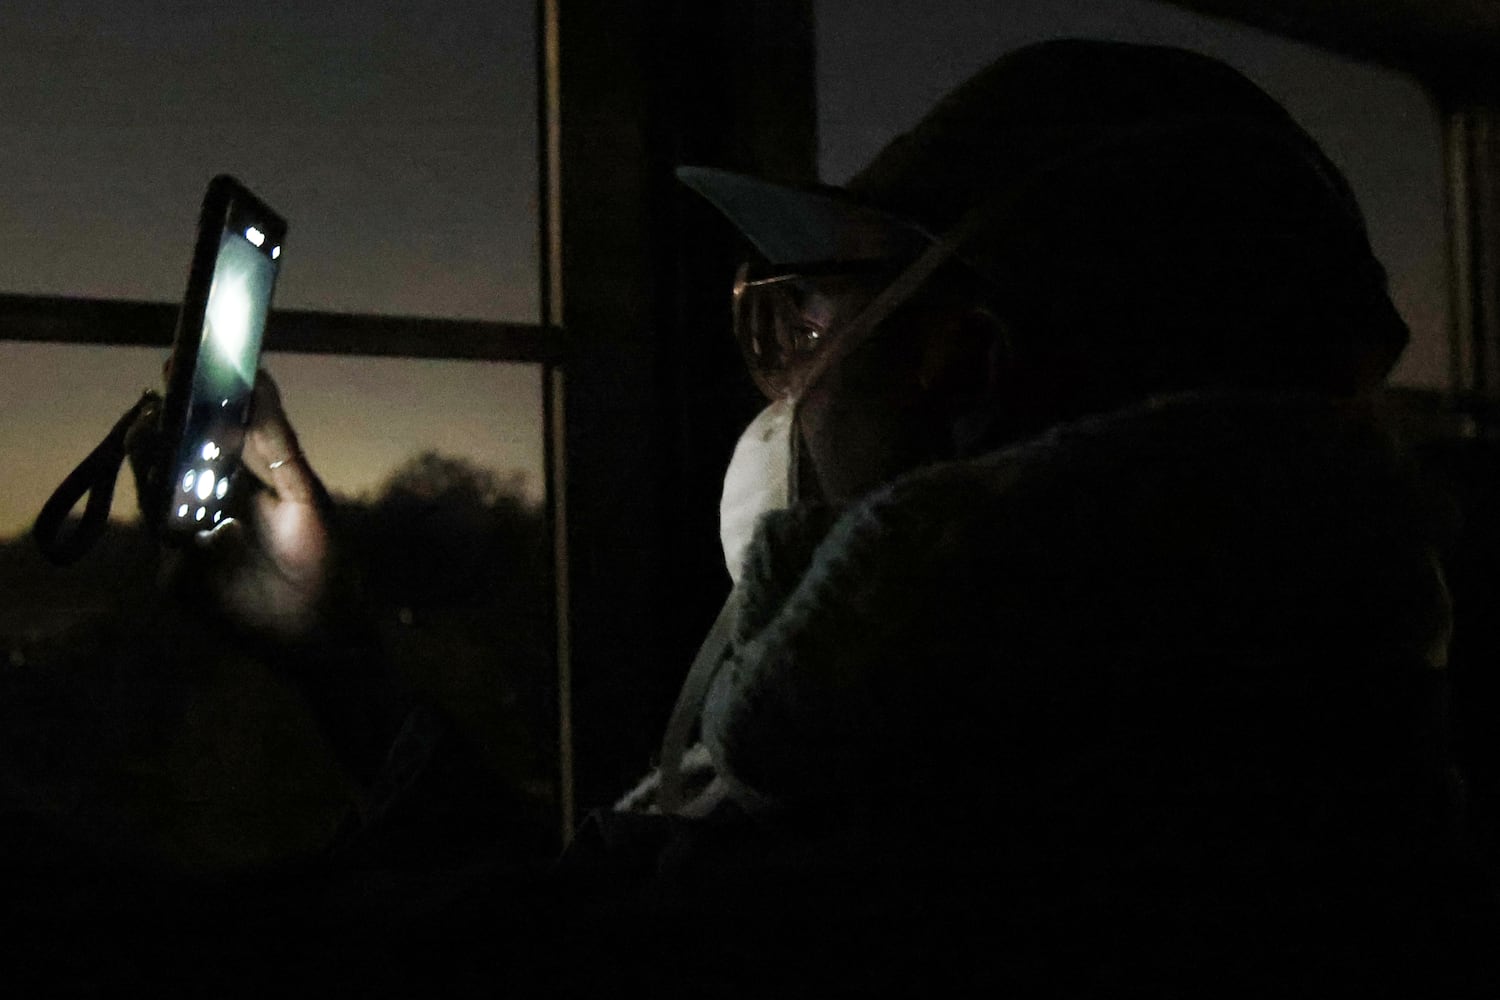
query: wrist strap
[{"left": 32, "top": 391, "right": 160, "bottom": 566}]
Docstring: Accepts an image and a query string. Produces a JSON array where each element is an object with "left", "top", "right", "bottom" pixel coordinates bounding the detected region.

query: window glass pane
[
  {"left": 816, "top": 0, "right": 1449, "bottom": 389},
  {"left": 0, "top": 343, "right": 555, "bottom": 866},
  {"left": 0, "top": 1, "right": 537, "bottom": 323},
  {"left": 262, "top": 351, "right": 546, "bottom": 511}
]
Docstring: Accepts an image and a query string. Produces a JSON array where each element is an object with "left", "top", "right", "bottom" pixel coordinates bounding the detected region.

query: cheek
[
  {"left": 797, "top": 371, "right": 939, "bottom": 504},
  {"left": 794, "top": 386, "right": 846, "bottom": 494}
]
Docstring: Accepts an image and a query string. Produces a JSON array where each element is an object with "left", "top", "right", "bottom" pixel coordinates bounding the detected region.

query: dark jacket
[{"left": 600, "top": 390, "right": 1495, "bottom": 993}]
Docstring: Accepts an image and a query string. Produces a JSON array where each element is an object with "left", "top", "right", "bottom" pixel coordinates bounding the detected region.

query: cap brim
[{"left": 676, "top": 166, "right": 931, "bottom": 265}]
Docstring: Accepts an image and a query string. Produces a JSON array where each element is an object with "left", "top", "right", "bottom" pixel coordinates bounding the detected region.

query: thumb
[{"left": 241, "top": 373, "right": 324, "bottom": 506}]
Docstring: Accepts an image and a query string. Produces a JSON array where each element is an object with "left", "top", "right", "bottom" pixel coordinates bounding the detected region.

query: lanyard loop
[{"left": 32, "top": 390, "right": 160, "bottom": 566}]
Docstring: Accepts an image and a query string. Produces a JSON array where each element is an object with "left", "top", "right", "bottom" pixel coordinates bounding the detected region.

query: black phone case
[{"left": 153, "top": 175, "right": 286, "bottom": 542}]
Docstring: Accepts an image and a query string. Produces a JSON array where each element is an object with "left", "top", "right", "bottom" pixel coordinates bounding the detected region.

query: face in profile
[{"left": 787, "top": 266, "right": 966, "bottom": 506}]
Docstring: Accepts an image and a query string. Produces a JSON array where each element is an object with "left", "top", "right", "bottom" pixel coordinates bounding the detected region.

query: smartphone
[{"left": 152, "top": 175, "right": 286, "bottom": 542}]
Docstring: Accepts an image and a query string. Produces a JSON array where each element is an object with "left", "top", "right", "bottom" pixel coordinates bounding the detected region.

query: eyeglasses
[{"left": 731, "top": 259, "right": 902, "bottom": 399}]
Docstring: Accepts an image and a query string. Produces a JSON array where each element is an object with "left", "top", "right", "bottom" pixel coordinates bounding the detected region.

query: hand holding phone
[
  {"left": 148, "top": 178, "right": 332, "bottom": 638},
  {"left": 192, "top": 373, "right": 335, "bottom": 640}
]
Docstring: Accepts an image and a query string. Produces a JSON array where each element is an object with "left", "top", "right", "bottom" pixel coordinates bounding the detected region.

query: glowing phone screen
[{"left": 167, "top": 228, "right": 278, "bottom": 529}]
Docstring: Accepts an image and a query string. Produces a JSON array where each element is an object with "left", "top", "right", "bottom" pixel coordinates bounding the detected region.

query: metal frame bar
[
  {"left": 1447, "top": 110, "right": 1477, "bottom": 399},
  {"left": 1440, "top": 102, "right": 1500, "bottom": 427},
  {"left": 536, "top": 0, "right": 575, "bottom": 844},
  {"left": 0, "top": 292, "right": 559, "bottom": 363}
]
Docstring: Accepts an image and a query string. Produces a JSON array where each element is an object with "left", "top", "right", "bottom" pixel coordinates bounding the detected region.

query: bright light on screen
[
  {"left": 205, "top": 269, "right": 253, "bottom": 379},
  {"left": 195, "top": 231, "right": 274, "bottom": 399}
]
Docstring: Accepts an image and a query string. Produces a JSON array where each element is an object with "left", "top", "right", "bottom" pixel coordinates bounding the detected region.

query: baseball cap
[{"left": 675, "top": 165, "right": 931, "bottom": 265}]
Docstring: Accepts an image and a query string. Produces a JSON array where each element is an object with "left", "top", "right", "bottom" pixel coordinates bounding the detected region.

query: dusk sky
[{"left": 0, "top": 0, "right": 1453, "bottom": 537}]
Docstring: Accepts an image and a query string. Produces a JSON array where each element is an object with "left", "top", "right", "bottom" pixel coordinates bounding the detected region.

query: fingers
[
  {"left": 241, "top": 372, "right": 320, "bottom": 504},
  {"left": 122, "top": 390, "right": 166, "bottom": 519},
  {"left": 252, "top": 486, "right": 330, "bottom": 584}
]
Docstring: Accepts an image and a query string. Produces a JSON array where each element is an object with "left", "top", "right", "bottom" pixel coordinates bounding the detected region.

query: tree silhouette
[
  {"left": 345, "top": 451, "right": 547, "bottom": 615},
  {"left": 336, "top": 451, "right": 556, "bottom": 824},
  {"left": 376, "top": 452, "right": 524, "bottom": 511}
]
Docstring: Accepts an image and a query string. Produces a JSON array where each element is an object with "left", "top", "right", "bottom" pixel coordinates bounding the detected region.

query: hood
[{"left": 702, "top": 391, "right": 1455, "bottom": 818}]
